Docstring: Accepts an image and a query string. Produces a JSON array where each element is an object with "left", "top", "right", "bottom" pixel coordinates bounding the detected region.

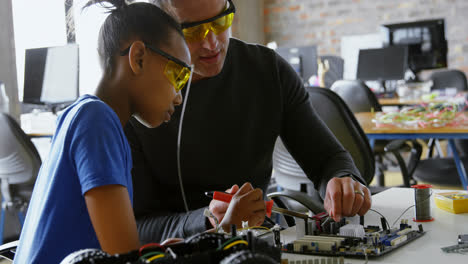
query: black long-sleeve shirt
[{"left": 124, "top": 38, "right": 363, "bottom": 243}]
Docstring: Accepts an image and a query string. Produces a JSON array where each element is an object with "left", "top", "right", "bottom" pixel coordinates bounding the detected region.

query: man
[{"left": 124, "top": 0, "right": 372, "bottom": 243}]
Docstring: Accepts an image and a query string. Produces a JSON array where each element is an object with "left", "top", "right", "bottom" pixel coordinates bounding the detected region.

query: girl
[{"left": 14, "top": 1, "right": 191, "bottom": 263}]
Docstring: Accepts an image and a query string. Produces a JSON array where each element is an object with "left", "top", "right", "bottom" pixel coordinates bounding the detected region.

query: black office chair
[
  {"left": 0, "top": 113, "right": 41, "bottom": 244},
  {"left": 269, "top": 87, "right": 377, "bottom": 226},
  {"left": 430, "top": 69, "right": 468, "bottom": 92},
  {"left": 407, "top": 69, "right": 468, "bottom": 187},
  {"left": 319, "top": 55, "right": 344, "bottom": 88},
  {"left": 307, "top": 87, "right": 376, "bottom": 184},
  {"left": 330, "top": 80, "right": 381, "bottom": 113},
  {"left": 273, "top": 83, "right": 377, "bottom": 194},
  {"left": 426, "top": 69, "right": 468, "bottom": 158},
  {"left": 330, "top": 80, "right": 422, "bottom": 187}
]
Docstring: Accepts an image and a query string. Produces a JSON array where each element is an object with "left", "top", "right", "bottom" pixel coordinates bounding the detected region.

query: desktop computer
[
  {"left": 381, "top": 19, "right": 448, "bottom": 74},
  {"left": 22, "top": 44, "right": 79, "bottom": 114},
  {"left": 357, "top": 46, "right": 408, "bottom": 82},
  {"left": 357, "top": 46, "right": 408, "bottom": 94},
  {"left": 276, "top": 45, "right": 318, "bottom": 84}
]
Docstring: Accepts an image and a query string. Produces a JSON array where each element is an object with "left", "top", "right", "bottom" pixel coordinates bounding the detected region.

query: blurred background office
[{"left": 1, "top": 0, "right": 467, "bottom": 122}]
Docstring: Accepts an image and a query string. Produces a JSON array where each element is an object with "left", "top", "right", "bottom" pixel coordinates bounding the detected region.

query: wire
[
  {"left": 264, "top": 216, "right": 276, "bottom": 226},
  {"left": 166, "top": 247, "right": 177, "bottom": 259},
  {"left": 390, "top": 190, "right": 432, "bottom": 228},
  {"left": 223, "top": 240, "right": 248, "bottom": 250},
  {"left": 139, "top": 243, "right": 165, "bottom": 256},
  {"left": 176, "top": 66, "right": 194, "bottom": 212},
  {"left": 146, "top": 253, "right": 165, "bottom": 262},
  {"left": 218, "top": 236, "right": 242, "bottom": 250},
  {"left": 368, "top": 209, "right": 390, "bottom": 230},
  {"left": 139, "top": 252, "right": 164, "bottom": 261},
  {"left": 390, "top": 205, "right": 415, "bottom": 228},
  {"left": 238, "top": 226, "right": 270, "bottom": 231}
]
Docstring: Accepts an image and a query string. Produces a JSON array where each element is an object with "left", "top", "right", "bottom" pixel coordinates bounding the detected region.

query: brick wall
[{"left": 263, "top": 0, "right": 468, "bottom": 76}]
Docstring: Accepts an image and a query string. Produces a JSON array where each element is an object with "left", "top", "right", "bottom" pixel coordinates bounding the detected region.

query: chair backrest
[
  {"left": 330, "top": 80, "right": 382, "bottom": 113},
  {"left": 307, "top": 87, "right": 375, "bottom": 184},
  {"left": 272, "top": 138, "right": 311, "bottom": 191},
  {"left": 320, "top": 55, "right": 344, "bottom": 88},
  {"left": 430, "top": 69, "right": 468, "bottom": 92},
  {"left": 0, "top": 113, "right": 41, "bottom": 201},
  {"left": 272, "top": 87, "right": 375, "bottom": 187}
]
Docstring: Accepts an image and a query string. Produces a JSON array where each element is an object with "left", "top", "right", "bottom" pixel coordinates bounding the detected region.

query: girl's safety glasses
[
  {"left": 121, "top": 43, "right": 192, "bottom": 92},
  {"left": 181, "top": 0, "right": 236, "bottom": 43}
]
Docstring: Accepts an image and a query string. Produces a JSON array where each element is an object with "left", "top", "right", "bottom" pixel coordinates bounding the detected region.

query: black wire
[
  {"left": 390, "top": 205, "right": 415, "bottom": 228},
  {"left": 368, "top": 208, "right": 390, "bottom": 230},
  {"left": 264, "top": 216, "right": 276, "bottom": 227}
]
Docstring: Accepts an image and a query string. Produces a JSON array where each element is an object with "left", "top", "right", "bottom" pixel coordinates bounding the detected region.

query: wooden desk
[
  {"left": 378, "top": 97, "right": 427, "bottom": 106},
  {"left": 27, "top": 133, "right": 53, "bottom": 138},
  {"left": 356, "top": 112, "right": 468, "bottom": 134},
  {"left": 378, "top": 92, "right": 466, "bottom": 106},
  {"left": 355, "top": 112, "right": 468, "bottom": 189},
  {"left": 281, "top": 188, "right": 468, "bottom": 263}
]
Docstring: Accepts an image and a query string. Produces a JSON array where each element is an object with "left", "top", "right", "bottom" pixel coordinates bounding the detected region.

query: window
[
  {"left": 72, "top": 0, "right": 110, "bottom": 95},
  {"left": 13, "top": 0, "right": 150, "bottom": 98},
  {"left": 12, "top": 0, "right": 67, "bottom": 101}
]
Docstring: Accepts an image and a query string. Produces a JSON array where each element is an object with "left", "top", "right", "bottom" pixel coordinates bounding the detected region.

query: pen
[{"left": 205, "top": 191, "right": 274, "bottom": 217}]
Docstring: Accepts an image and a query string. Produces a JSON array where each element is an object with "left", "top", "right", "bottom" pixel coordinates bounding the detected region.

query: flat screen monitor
[
  {"left": 23, "top": 44, "right": 79, "bottom": 106},
  {"left": 276, "top": 45, "right": 317, "bottom": 82},
  {"left": 382, "top": 19, "right": 447, "bottom": 72},
  {"left": 357, "top": 46, "right": 408, "bottom": 81}
]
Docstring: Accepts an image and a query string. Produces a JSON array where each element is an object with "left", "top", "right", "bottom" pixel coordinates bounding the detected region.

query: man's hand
[
  {"left": 208, "top": 184, "right": 239, "bottom": 228},
  {"left": 323, "top": 177, "right": 371, "bottom": 222},
  {"left": 219, "top": 182, "right": 265, "bottom": 231}
]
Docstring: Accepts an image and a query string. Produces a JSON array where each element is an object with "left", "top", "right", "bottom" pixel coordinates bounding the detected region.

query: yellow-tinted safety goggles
[
  {"left": 181, "top": 0, "right": 236, "bottom": 43},
  {"left": 164, "top": 60, "right": 191, "bottom": 92},
  {"left": 120, "top": 43, "right": 192, "bottom": 92}
]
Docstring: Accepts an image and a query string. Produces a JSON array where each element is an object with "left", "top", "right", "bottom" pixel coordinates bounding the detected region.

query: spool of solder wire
[{"left": 412, "top": 184, "right": 434, "bottom": 222}]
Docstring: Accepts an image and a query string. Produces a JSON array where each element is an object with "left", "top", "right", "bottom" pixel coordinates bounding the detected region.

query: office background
[
  {"left": 232, "top": 0, "right": 468, "bottom": 77},
  {"left": 2, "top": 0, "right": 468, "bottom": 120}
]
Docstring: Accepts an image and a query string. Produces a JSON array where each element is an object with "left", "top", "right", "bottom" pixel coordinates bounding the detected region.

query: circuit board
[{"left": 282, "top": 213, "right": 425, "bottom": 258}]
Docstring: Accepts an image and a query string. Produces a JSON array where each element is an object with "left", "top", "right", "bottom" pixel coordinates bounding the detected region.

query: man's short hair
[{"left": 149, "top": 0, "right": 180, "bottom": 23}]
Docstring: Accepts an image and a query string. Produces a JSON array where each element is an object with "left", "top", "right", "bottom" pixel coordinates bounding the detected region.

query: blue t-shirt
[{"left": 14, "top": 95, "right": 133, "bottom": 264}]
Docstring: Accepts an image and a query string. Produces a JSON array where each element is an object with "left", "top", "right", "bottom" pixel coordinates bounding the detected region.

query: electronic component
[
  {"left": 339, "top": 224, "right": 365, "bottom": 238},
  {"left": 441, "top": 234, "right": 468, "bottom": 255},
  {"left": 281, "top": 256, "right": 345, "bottom": 264},
  {"left": 458, "top": 234, "right": 468, "bottom": 245},
  {"left": 61, "top": 227, "right": 281, "bottom": 264},
  {"left": 441, "top": 244, "right": 468, "bottom": 254},
  {"left": 283, "top": 216, "right": 425, "bottom": 258}
]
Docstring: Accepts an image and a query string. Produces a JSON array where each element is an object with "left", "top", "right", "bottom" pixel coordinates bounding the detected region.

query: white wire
[{"left": 176, "top": 65, "right": 194, "bottom": 212}]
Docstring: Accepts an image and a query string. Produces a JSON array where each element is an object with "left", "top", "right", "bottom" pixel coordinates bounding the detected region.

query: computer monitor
[
  {"left": 23, "top": 44, "right": 79, "bottom": 109},
  {"left": 276, "top": 45, "right": 318, "bottom": 82},
  {"left": 382, "top": 19, "right": 448, "bottom": 73},
  {"left": 357, "top": 46, "right": 408, "bottom": 81}
]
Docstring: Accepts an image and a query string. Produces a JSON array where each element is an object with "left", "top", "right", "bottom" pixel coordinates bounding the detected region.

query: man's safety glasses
[
  {"left": 121, "top": 43, "right": 192, "bottom": 92},
  {"left": 181, "top": 0, "right": 236, "bottom": 43}
]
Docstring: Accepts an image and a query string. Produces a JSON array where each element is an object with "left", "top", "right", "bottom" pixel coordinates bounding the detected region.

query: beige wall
[{"left": 232, "top": 0, "right": 265, "bottom": 44}]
